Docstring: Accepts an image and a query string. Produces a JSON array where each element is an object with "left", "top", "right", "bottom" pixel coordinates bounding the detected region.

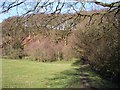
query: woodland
[{"left": 0, "top": 0, "right": 120, "bottom": 88}]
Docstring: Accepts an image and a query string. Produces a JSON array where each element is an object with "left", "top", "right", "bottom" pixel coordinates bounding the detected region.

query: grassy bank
[{"left": 2, "top": 59, "right": 119, "bottom": 88}]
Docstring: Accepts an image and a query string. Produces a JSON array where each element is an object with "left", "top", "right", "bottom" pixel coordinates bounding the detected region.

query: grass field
[{"left": 2, "top": 59, "right": 119, "bottom": 88}]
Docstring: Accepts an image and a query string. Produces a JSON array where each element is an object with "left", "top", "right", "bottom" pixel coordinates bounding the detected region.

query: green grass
[{"left": 2, "top": 58, "right": 119, "bottom": 88}]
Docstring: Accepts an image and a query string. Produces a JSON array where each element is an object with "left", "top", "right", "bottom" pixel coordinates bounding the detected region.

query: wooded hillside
[{"left": 1, "top": 9, "right": 120, "bottom": 83}]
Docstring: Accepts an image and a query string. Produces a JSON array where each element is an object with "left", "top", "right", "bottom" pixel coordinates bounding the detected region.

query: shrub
[
  {"left": 9, "top": 48, "right": 24, "bottom": 59},
  {"left": 74, "top": 13, "right": 120, "bottom": 82},
  {"left": 30, "top": 38, "right": 56, "bottom": 62}
]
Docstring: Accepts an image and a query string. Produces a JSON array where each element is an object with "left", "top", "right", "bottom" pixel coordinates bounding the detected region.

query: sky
[{"left": 0, "top": 0, "right": 119, "bottom": 23}]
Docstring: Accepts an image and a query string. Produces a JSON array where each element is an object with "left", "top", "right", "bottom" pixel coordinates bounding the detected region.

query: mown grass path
[{"left": 2, "top": 59, "right": 119, "bottom": 88}]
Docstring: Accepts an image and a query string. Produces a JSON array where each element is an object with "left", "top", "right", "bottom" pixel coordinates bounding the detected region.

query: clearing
[{"left": 2, "top": 59, "right": 118, "bottom": 88}]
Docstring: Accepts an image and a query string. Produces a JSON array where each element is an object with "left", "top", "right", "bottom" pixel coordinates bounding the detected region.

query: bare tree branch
[{"left": 1, "top": 0, "right": 26, "bottom": 14}]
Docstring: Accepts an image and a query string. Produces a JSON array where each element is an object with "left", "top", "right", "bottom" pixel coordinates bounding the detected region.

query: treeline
[
  {"left": 2, "top": 14, "right": 80, "bottom": 61},
  {"left": 2, "top": 11, "right": 120, "bottom": 82},
  {"left": 74, "top": 12, "right": 120, "bottom": 82}
]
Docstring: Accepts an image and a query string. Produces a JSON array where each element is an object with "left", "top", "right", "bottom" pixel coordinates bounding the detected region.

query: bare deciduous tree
[{"left": 0, "top": 0, "right": 119, "bottom": 27}]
